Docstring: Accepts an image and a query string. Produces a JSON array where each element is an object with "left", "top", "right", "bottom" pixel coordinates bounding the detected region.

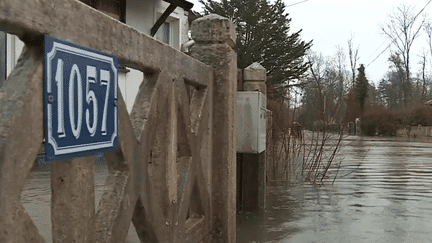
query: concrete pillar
[
  {"left": 190, "top": 14, "right": 237, "bottom": 243},
  {"left": 239, "top": 62, "right": 266, "bottom": 212},
  {"left": 243, "top": 62, "right": 266, "bottom": 95},
  {"left": 237, "top": 69, "right": 243, "bottom": 91}
]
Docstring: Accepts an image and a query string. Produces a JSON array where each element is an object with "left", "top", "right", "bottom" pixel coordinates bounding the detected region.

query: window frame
[{"left": 0, "top": 31, "right": 6, "bottom": 87}]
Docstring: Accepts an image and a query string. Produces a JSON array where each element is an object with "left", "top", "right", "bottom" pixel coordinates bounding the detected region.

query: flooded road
[
  {"left": 237, "top": 135, "right": 432, "bottom": 242},
  {"left": 21, "top": 135, "right": 432, "bottom": 242}
]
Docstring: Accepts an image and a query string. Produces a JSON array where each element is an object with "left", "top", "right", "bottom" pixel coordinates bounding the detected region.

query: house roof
[{"left": 163, "top": 0, "right": 194, "bottom": 11}]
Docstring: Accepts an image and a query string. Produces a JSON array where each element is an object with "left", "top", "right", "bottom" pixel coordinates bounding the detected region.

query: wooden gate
[{"left": 0, "top": 0, "right": 237, "bottom": 242}]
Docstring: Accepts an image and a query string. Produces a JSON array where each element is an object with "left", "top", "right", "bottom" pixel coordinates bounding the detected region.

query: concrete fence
[
  {"left": 0, "top": 1, "right": 236, "bottom": 242},
  {"left": 396, "top": 126, "right": 432, "bottom": 138}
]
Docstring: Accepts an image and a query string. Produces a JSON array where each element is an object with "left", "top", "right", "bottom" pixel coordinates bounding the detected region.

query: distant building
[{"left": 0, "top": 0, "right": 193, "bottom": 112}]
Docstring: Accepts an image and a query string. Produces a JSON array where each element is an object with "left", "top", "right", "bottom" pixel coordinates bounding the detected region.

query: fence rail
[{"left": 0, "top": 1, "right": 237, "bottom": 242}]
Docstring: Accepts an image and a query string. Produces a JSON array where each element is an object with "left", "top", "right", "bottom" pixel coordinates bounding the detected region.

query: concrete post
[
  {"left": 240, "top": 62, "right": 266, "bottom": 212},
  {"left": 243, "top": 62, "right": 266, "bottom": 95},
  {"left": 190, "top": 14, "right": 237, "bottom": 243}
]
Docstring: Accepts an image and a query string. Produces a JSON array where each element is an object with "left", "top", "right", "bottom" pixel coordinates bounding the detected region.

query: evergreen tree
[
  {"left": 199, "top": 0, "right": 312, "bottom": 93},
  {"left": 354, "top": 64, "right": 368, "bottom": 116}
]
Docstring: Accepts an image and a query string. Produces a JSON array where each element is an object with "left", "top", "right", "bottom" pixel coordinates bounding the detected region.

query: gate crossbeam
[{"left": 0, "top": 1, "right": 237, "bottom": 242}]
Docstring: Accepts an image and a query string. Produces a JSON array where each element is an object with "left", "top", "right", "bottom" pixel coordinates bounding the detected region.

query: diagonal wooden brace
[{"left": 0, "top": 45, "right": 45, "bottom": 242}]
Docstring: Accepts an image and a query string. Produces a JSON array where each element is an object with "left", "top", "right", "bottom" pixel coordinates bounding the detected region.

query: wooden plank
[
  {"left": 95, "top": 91, "right": 137, "bottom": 242},
  {"left": 132, "top": 73, "right": 171, "bottom": 243},
  {"left": 51, "top": 156, "right": 96, "bottom": 243},
  {"left": 131, "top": 197, "right": 159, "bottom": 243},
  {"left": 185, "top": 216, "right": 209, "bottom": 243},
  {"left": 175, "top": 76, "right": 211, "bottom": 243},
  {"left": 95, "top": 171, "right": 134, "bottom": 243},
  {"left": 0, "top": 0, "right": 212, "bottom": 86},
  {"left": 130, "top": 73, "right": 158, "bottom": 142},
  {"left": 0, "top": 45, "right": 45, "bottom": 242}
]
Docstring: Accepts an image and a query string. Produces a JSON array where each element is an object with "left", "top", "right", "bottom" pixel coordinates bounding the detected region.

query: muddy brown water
[
  {"left": 237, "top": 136, "right": 432, "bottom": 242},
  {"left": 21, "top": 135, "right": 432, "bottom": 242}
]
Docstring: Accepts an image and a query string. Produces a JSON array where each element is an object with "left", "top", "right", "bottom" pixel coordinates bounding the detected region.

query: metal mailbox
[{"left": 236, "top": 91, "right": 266, "bottom": 153}]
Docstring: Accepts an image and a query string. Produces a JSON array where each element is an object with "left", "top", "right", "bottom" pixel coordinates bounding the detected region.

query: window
[
  {"left": 155, "top": 17, "right": 180, "bottom": 49},
  {"left": 79, "top": 0, "right": 126, "bottom": 22},
  {"left": 0, "top": 31, "right": 6, "bottom": 87},
  {"left": 157, "top": 22, "right": 171, "bottom": 45}
]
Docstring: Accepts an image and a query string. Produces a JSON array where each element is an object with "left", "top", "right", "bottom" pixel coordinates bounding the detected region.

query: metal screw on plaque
[{"left": 48, "top": 95, "right": 54, "bottom": 103}]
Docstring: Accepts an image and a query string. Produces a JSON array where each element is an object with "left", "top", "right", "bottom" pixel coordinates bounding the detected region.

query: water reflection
[{"left": 238, "top": 135, "right": 432, "bottom": 242}]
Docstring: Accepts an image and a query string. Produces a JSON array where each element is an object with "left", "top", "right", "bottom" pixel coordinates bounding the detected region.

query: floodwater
[
  {"left": 21, "top": 135, "right": 432, "bottom": 242},
  {"left": 237, "top": 135, "right": 432, "bottom": 242},
  {"left": 21, "top": 158, "right": 141, "bottom": 242}
]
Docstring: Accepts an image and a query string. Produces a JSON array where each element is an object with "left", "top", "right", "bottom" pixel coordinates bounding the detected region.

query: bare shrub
[{"left": 266, "top": 97, "right": 344, "bottom": 184}]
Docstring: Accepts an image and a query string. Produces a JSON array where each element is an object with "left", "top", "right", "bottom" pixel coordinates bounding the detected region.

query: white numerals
[
  {"left": 86, "top": 66, "right": 98, "bottom": 137},
  {"left": 55, "top": 59, "right": 66, "bottom": 138},
  {"left": 100, "top": 70, "right": 110, "bottom": 136},
  {"left": 69, "top": 64, "right": 83, "bottom": 139},
  {"left": 54, "top": 60, "right": 111, "bottom": 139}
]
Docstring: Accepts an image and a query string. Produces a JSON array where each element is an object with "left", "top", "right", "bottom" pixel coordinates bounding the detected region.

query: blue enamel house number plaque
[{"left": 44, "top": 36, "right": 118, "bottom": 161}]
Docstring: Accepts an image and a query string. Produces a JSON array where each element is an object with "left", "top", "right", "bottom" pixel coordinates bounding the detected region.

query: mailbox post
[{"left": 236, "top": 62, "right": 267, "bottom": 212}]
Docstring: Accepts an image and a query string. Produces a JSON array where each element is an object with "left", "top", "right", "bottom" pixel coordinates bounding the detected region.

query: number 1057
[{"left": 54, "top": 58, "right": 112, "bottom": 140}]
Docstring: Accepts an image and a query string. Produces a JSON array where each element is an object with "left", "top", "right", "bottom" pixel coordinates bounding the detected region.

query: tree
[
  {"left": 417, "top": 49, "right": 428, "bottom": 102},
  {"left": 354, "top": 64, "right": 368, "bottom": 116},
  {"left": 301, "top": 51, "right": 347, "bottom": 129},
  {"left": 380, "top": 4, "right": 424, "bottom": 101},
  {"left": 347, "top": 34, "right": 359, "bottom": 88},
  {"left": 424, "top": 21, "right": 432, "bottom": 70},
  {"left": 199, "top": 0, "right": 312, "bottom": 93},
  {"left": 378, "top": 53, "right": 407, "bottom": 109},
  {"left": 335, "top": 45, "right": 347, "bottom": 90}
]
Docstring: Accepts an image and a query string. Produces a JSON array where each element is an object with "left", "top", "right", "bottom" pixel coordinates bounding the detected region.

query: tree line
[{"left": 198, "top": 1, "right": 432, "bottom": 135}]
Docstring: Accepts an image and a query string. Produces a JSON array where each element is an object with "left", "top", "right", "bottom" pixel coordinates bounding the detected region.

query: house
[{"left": 0, "top": 0, "right": 193, "bottom": 112}]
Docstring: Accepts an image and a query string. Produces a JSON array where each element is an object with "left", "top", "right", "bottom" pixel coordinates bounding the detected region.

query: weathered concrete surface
[
  {"left": 51, "top": 157, "right": 95, "bottom": 243},
  {"left": 191, "top": 14, "right": 236, "bottom": 49},
  {"left": 241, "top": 152, "right": 266, "bottom": 211},
  {"left": 0, "top": 1, "right": 225, "bottom": 240},
  {"left": 95, "top": 91, "right": 137, "bottom": 243},
  {"left": 243, "top": 62, "right": 266, "bottom": 95},
  {"left": 0, "top": 45, "right": 45, "bottom": 242},
  {"left": 243, "top": 62, "right": 266, "bottom": 81},
  {"left": 237, "top": 69, "right": 243, "bottom": 91},
  {"left": 191, "top": 14, "right": 237, "bottom": 243},
  {"left": 130, "top": 73, "right": 176, "bottom": 243}
]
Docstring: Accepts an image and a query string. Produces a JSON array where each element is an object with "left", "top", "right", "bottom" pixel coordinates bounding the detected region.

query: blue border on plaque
[{"left": 43, "top": 35, "right": 118, "bottom": 161}]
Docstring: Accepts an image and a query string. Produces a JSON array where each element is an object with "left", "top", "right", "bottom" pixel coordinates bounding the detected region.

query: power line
[
  {"left": 367, "top": 39, "right": 389, "bottom": 60},
  {"left": 366, "top": 0, "right": 432, "bottom": 67},
  {"left": 286, "top": 0, "right": 311, "bottom": 8}
]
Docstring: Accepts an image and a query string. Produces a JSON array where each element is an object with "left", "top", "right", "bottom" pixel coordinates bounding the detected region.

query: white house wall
[
  {"left": 123, "top": 0, "right": 190, "bottom": 113},
  {"left": 6, "top": 34, "right": 24, "bottom": 78},
  {"left": 125, "top": 0, "right": 188, "bottom": 46}
]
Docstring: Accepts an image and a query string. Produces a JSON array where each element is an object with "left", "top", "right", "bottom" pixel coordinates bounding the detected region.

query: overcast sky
[{"left": 189, "top": 0, "right": 432, "bottom": 85}]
